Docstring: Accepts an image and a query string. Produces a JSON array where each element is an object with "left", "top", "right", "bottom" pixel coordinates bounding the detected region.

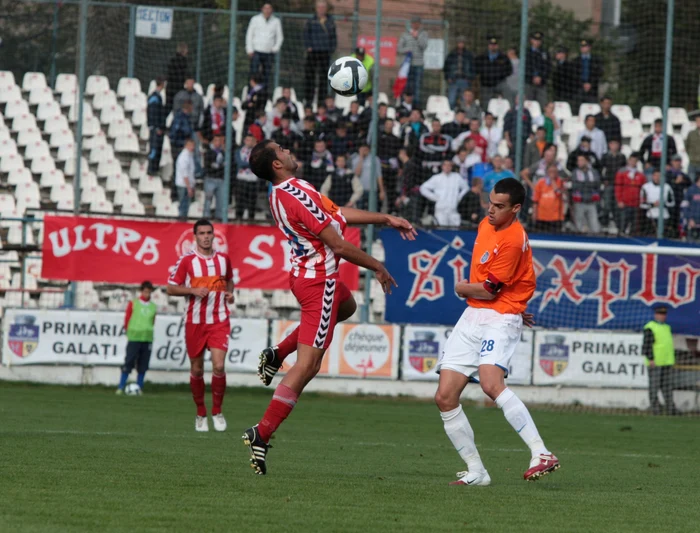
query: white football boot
[
  {"left": 195, "top": 415, "right": 209, "bottom": 432},
  {"left": 212, "top": 413, "right": 227, "bottom": 432},
  {"left": 449, "top": 470, "right": 492, "bottom": 486}
]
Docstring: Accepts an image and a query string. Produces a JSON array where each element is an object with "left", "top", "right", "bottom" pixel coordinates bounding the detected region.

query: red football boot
[{"left": 523, "top": 453, "right": 560, "bottom": 481}]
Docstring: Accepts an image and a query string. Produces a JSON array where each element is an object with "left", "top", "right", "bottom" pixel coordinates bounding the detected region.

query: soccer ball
[
  {"left": 124, "top": 383, "right": 142, "bottom": 396},
  {"left": 328, "top": 56, "right": 368, "bottom": 96}
]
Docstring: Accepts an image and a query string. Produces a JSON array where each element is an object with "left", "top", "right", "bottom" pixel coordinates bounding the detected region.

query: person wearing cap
[
  {"left": 642, "top": 305, "right": 679, "bottom": 415},
  {"left": 572, "top": 39, "right": 603, "bottom": 107},
  {"left": 397, "top": 16, "right": 429, "bottom": 106},
  {"left": 116, "top": 281, "right": 157, "bottom": 394},
  {"left": 666, "top": 153, "right": 691, "bottom": 236},
  {"left": 245, "top": 3, "right": 284, "bottom": 92},
  {"left": 475, "top": 36, "right": 513, "bottom": 109},
  {"left": 552, "top": 46, "right": 575, "bottom": 103},
  {"left": 525, "top": 31, "right": 550, "bottom": 109},
  {"left": 444, "top": 36, "right": 476, "bottom": 110},
  {"left": 351, "top": 46, "right": 375, "bottom": 106}
]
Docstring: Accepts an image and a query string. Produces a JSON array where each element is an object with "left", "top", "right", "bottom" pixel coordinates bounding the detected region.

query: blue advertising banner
[{"left": 381, "top": 229, "right": 700, "bottom": 335}]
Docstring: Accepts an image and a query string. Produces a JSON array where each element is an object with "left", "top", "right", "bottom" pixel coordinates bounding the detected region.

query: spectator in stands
[
  {"left": 147, "top": 77, "right": 167, "bottom": 176},
  {"left": 642, "top": 304, "right": 679, "bottom": 415},
  {"left": 315, "top": 102, "right": 334, "bottom": 135},
  {"left": 271, "top": 114, "right": 301, "bottom": 153},
  {"left": 326, "top": 122, "right": 353, "bottom": 159},
  {"left": 200, "top": 95, "right": 227, "bottom": 144},
  {"left": 166, "top": 42, "right": 188, "bottom": 113},
  {"left": 459, "top": 88, "right": 483, "bottom": 121},
  {"left": 541, "top": 102, "right": 560, "bottom": 144},
  {"left": 303, "top": 0, "right": 337, "bottom": 106},
  {"left": 480, "top": 112, "right": 503, "bottom": 159},
  {"left": 525, "top": 31, "right": 550, "bottom": 109},
  {"left": 614, "top": 152, "right": 646, "bottom": 235},
  {"left": 685, "top": 115, "right": 700, "bottom": 180},
  {"left": 521, "top": 143, "right": 566, "bottom": 184},
  {"left": 243, "top": 74, "right": 268, "bottom": 133},
  {"left": 321, "top": 154, "right": 363, "bottom": 207},
  {"left": 570, "top": 153, "right": 602, "bottom": 233},
  {"left": 600, "top": 139, "right": 626, "bottom": 230},
  {"left": 640, "top": 168, "right": 675, "bottom": 236},
  {"left": 400, "top": 109, "right": 428, "bottom": 155},
  {"left": 169, "top": 100, "right": 194, "bottom": 164},
  {"left": 396, "top": 148, "right": 426, "bottom": 222},
  {"left": 324, "top": 95, "right": 343, "bottom": 124},
  {"left": 503, "top": 95, "right": 532, "bottom": 162},
  {"left": 572, "top": 39, "right": 603, "bottom": 107},
  {"left": 247, "top": 111, "right": 267, "bottom": 143},
  {"left": 281, "top": 87, "right": 301, "bottom": 122},
  {"left": 265, "top": 98, "right": 288, "bottom": 136},
  {"left": 475, "top": 36, "right": 513, "bottom": 108},
  {"left": 595, "top": 96, "right": 621, "bottom": 144},
  {"left": 532, "top": 163, "right": 565, "bottom": 233},
  {"left": 203, "top": 134, "right": 227, "bottom": 221},
  {"left": 452, "top": 141, "right": 481, "bottom": 181},
  {"left": 173, "top": 77, "right": 204, "bottom": 131},
  {"left": 235, "top": 134, "right": 259, "bottom": 220},
  {"left": 442, "top": 110, "right": 468, "bottom": 140},
  {"left": 567, "top": 136, "right": 601, "bottom": 172},
  {"left": 399, "top": 90, "right": 416, "bottom": 113},
  {"left": 552, "top": 46, "right": 575, "bottom": 103},
  {"left": 175, "top": 138, "right": 196, "bottom": 221},
  {"left": 523, "top": 127, "right": 547, "bottom": 169},
  {"left": 451, "top": 118, "right": 487, "bottom": 160},
  {"left": 419, "top": 119, "right": 453, "bottom": 177},
  {"left": 245, "top": 2, "right": 283, "bottom": 92},
  {"left": 344, "top": 100, "right": 363, "bottom": 137},
  {"left": 641, "top": 119, "right": 677, "bottom": 172},
  {"left": 682, "top": 173, "right": 700, "bottom": 241},
  {"left": 378, "top": 118, "right": 401, "bottom": 210},
  {"left": 352, "top": 143, "right": 384, "bottom": 210},
  {"left": 398, "top": 16, "right": 429, "bottom": 106},
  {"left": 299, "top": 116, "right": 320, "bottom": 162},
  {"left": 444, "top": 36, "right": 476, "bottom": 110},
  {"left": 667, "top": 154, "right": 691, "bottom": 236},
  {"left": 505, "top": 47, "right": 519, "bottom": 103},
  {"left": 351, "top": 47, "right": 374, "bottom": 106},
  {"left": 458, "top": 176, "right": 485, "bottom": 227},
  {"left": 304, "top": 138, "right": 334, "bottom": 191},
  {"left": 576, "top": 114, "right": 607, "bottom": 160},
  {"left": 481, "top": 155, "right": 515, "bottom": 197},
  {"left": 419, "top": 159, "right": 468, "bottom": 227}
]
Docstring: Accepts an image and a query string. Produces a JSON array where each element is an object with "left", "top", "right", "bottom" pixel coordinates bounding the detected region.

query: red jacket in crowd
[{"left": 614, "top": 168, "right": 646, "bottom": 207}]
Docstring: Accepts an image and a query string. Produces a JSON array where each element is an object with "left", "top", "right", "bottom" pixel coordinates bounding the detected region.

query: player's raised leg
[
  {"left": 257, "top": 327, "right": 298, "bottom": 386},
  {"left": 210, "top": 346, "right": 228, "bottom": 432}
]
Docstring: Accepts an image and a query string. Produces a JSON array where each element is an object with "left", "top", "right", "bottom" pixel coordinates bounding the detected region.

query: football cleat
[
  {"left": 212, "top": 413, "right": 227, "bottom": 432},
  {"left": 524, "top": 453, "right": 560, "bottom": 481},
  {"left": 242, "top": 425, "right": 271, "bottom": 475},
  {"left": 449, "top": 470, "right": 491, "bottom": 486},
  {"left": 115, "top": 388, "right": 124, "bottom": 395},
  {"left": 195, "top": 415, "right": 209, "bottom": 432},
  {"left": 257, "top": 347, "right": 282, "bottom": 386}
]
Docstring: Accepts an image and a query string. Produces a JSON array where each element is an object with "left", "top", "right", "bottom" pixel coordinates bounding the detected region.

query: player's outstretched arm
[
  {"left": 455, "top": 282, "right": 496, "bottom": 301},
  {"left": 318, "top": 225, "right": 397, "bottom": 294},
  {"left": 340, "top": 207, "right": 418, "bottom": 241}
]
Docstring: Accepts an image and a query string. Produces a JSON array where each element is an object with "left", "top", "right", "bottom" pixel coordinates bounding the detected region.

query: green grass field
[{"left": 1, "top": 383, "right": 699, "bottom": 533}]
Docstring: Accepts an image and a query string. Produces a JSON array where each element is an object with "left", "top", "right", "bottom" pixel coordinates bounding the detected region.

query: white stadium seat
[
  {"left": 105, "top": 173, "right": 130, "bottom": 192},
  {"left": 0, "top": 128, "right": 9, "bottom": 141},
  {"left": 0, "top": 71, "right": 16, "bottom": 86},
  {"left": 63, "top": 156, "right": 89, "bottom": 177},
  {"left": 55, "top": 73, "right": 77, "bottom": 95},
  {"left": 155, "top": 202, "right": 178, "bottom": 217},
  {"left": 56, "top": 197, "right": 75, "bottom": 211},
  {"left": 92, "top": 90, "right": 117, "bottom": 110},
  {"left": 60, "top": 89, "right": 79, "bottom": 109},
  {"left": 107, "top": 119, "right": 132, "bottom": 138},
  {"left": 24, "top": 141, "right": 51, "bottom": 161},
  {"left": 114, "top": 133, "right": 140, "bottom": 154},
  {"left": 96, "top": 158, "right": 122, "bottom": 178},
  {"left": 113, "top": 187, "right": 139, "bottom": 206},
  {"left": 117, "top": 77, "right": 142, "bottom": 98},
  {"left": 28, "top": 87, "right": 54, "bottom": 106},
  {"left": 36, "top": 100, "right": 62, "bottom": 121},
  {"left": 40, "top": 169, "right": 66, "bottom": 188},
  {"left": 81, "top": 185, "right": 106, "bottom": 204},
  {"left": 89, "top": 144, "right": 115, "bottom": 165},
  {"left": 129, "top": 159, "right": 147, "bottom": 179},
  {"left": 673, "top": 134, "right": 685, "bottom": 152},
  {"left": 640, "top": 105, "right": 662, "bottom": 126},
  {"left": 123, "top": 92, "right": 147, "bottom": 113},
  {"left": 15, "top": 180, "right": 40, "bottom": 200},
  {"left": 0, "top": 84, "right": 21, "bottom": 105},
  {"left": 4, "top": 99, "right": 30, "bottom": 119},
  {"left": 139, "top": 123, "right": 150, "bottom": 141},
  {"left": 89, "top": 200, "right": 114, "bottom": 214},
  {"left": 131, "top": 108, "right": 146, "bottom": 127},
  {"left": 0, "top": 194, "right": 16, "bottom": 213},
  {"left": 81, "top": 116, "right": 101, "bottom": 137},
  {"left": 7, "top": 225, "right": 36, "bottom": 246},
  {"left": 553, "top": 101, "right": 572, "bottom": 121},
  {"left": 487, "top": 97, "right": 511, "bottom": 119},
  {"left": 524, "top": 100, "right": 542, "bottom": 119},
  {"left": 43, "top": 115, "right": 70, "bottom": 135},
  {"left": 121, "top": 201, "right": 146, "bottom": 215},
  {"left": 50, "top": 183, "right": 74, "bottom": 203},
  {"left": 100, "top": 105, "right": 126, "bottom": 125},
  {"left": 1, "top": 154, "right": 24, "bottom": 173},
  {"left": 30, "top": 156, "right": 56, "bottom": 175},
  {"left": 11, "top": 114, "right": 38, "bottom": 133},
  {"left": 426, "top": 95, "right": 451, "bottom": 116},
  {"left": 152, "top": 189, "right": 172, "bottom": 208},
  {"left": 629, "top": 131, "right": 646, "bottom": 151},
  {"left": 7, "top": 167, "right": 32, "bottom": 186},
  {"left": 86, "top": 75, "right": 110, "bottom": 96},
  {"left": 22, "top": 72, "right": 47, "bottom": 92},
  {"left": 16, "top": 129, "right": 42, "bottom": 147},
  {"left": 0, "top": 139, "right": 18, "bottom": 158},
  {"left": 611, "top": 104, "right": 633, "bottom": 122},
  {"left": 138, "top": 175, "right": 163, "bottom": 194},
  {"left": 56, "top": 143, "right": 75, "bottom": 163},
  {"left": 561, "top": 116, "right": 583, "bottom": 137},
  {"left": 49, "top": 129, "right": 76, "bottom": 149},
  {"left": 669, "top": 107, "right": 689, "bottom": 128},
  {"left": 81, "top": 171, "right": 98, "bottom": 189},
  {"left": 621, "top": 119, "right": 643, "bottom": 139},
  {"left": 83, "top": 130, "right": 107, "bottom": 150}
]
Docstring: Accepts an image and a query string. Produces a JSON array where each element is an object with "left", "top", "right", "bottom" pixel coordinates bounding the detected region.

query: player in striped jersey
[
  {"left": 167, "top": 219, "right": 235, "bottom": 433},
  {"left": 242, "top": 140, "right": 417, "bottom": 475}
]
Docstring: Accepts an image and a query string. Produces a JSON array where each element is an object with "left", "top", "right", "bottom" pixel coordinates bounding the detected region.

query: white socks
[
  {"left": 440, "top": 405, "right": 486, "bottom": 473},
  {"left": 495, "top": 388, "right": 549, "bottom": 457}
]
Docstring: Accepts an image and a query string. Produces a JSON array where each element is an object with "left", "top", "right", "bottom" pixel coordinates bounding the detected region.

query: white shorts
[{"left": 436, "top": 307, "right": 522, "bottom": 383}]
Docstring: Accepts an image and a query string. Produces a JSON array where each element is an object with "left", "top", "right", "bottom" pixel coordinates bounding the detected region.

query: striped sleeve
[
  {"left": 169, "top": 255, "right": 189, "bottom": 285},
  {"left": 279, "top": 183, "right": 331, "bottom": 236}
]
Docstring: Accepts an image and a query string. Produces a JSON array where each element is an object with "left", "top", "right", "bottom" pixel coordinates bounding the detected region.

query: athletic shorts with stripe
[
  {"left": 290, "top": 275, "right": 352, "bottom": 350},
  {"left": 435, "top": 307, "right": 522, "bottom": 383},
  {"left": 185, "top": 322, "right": 231, "bottom": 359}
]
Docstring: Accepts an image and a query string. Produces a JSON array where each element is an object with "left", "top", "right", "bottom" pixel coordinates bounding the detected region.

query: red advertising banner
[
  {"left": 356, "top": 35, "right": 398, "bottom": 67},
  {"left": 41, "top": 216, "right": 360, "bottom": 290}
]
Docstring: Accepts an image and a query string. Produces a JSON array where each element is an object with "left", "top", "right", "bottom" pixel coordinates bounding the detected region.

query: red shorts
[
  {"left": 290, "top": 275, "right": 353, "bottom": 350},
  {"left": 185, "top": 321, "right": 230, "bottom": 358}
]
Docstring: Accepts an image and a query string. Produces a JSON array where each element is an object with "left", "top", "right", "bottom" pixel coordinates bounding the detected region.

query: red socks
[
  {"left": 258, "top": 383, "right": 299, "bottom": 442},
  {"left": 211, "top": 373, "right": 226, "bottom": 415},
  {"left": 275, "top": 327, "right": 299, "bottom": 362},
  {"left": 190, "top": 374, "right": 206, "bottom": 417}
]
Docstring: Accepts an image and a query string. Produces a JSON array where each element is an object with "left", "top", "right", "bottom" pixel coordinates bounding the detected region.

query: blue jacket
[
  {"left": 443, "top": 49, "right": 476, "bottom": 82},
  {"left": 147, "top": 92, "right": 166, "bottom": 130},
  {"left": 683, "top": 184, "right": 700, "bottom": 222},
  {"left": 303, "top": 14, "right": 337, "bottom": 53},
  {"left": 169, "top": 111, "right": 194, "bottom": 149}
]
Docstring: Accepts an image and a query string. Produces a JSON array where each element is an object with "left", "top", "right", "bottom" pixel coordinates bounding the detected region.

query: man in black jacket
[
  {"left": 200, "top": 95, "right": 227, "bottom": 144},
  {"left": 378, "top": 118, "right": 402, "bottom": 211},
  {"left": 571, "top": 39, "right": 603, "bottom": 107},
  {"left": 203, "top": 134, "right": 227, "bottom": 221},
  {"left": 552, "top": 46, "right": 576, "bottom": 104},
  {"left": 303, "top": 0, "right": 336, "bottom": 105},
  {"left": 441, "top": 109, "right": 468, "bottom": 140},
  {"left": 640, "top": 119, "right": 677, "bottom": 171},
  {"left": 475, "top": 36, "right": 512, "bottom": 109},
  {"left": 166, "top": 42, "right": 188, "bottom": 114},
  {"left": 444, "top": 36, "right": 475, "bottom": 110},
  {"left": 567, "top": 136, "right": 601, "bottom": 172},
  {"left": 594, "top": 96, "right": 621, "bottom": 144},
  {"left": 147, "top": 78, "right": 167, "bottom": 176},
  {"left": 525, "top": 31, "right": 550, "bottom": 109},
  {"left": 271, "top": 114, "right": 301, "bottom": 153}
]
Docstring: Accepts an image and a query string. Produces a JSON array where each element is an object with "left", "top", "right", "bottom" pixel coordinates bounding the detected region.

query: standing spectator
[
  {"left": 247, "top": 111, "right": 268, "bottom": 143},
  {"left": 147, "top": 77, "right": 167, "bottom": 176},
  {"left": 642, "top": 304, "right": 679, "bottom": 415},
  {"left": 321, "top": 154, "right": 363, "bottom": 207},
  {"left": 324, "top": 95, "right": 343, "bottom": 124},
  {"left": 552, "top": 46, "right": 575, "bottom": 103},
  {"left": 475, "top": 36, "right": 513, "bottom": 108},
  {"left": 304, "top": 138, "right": 334, "bottom": 191},
  {"left": 271, "top": 114, "right": 301, "bottom": 153},
  {"left": 235, "top": 135, "right": 259, "bottom": 220},
  {"left": 523, "top": 127, "right": 547, "bottom": 170},
  {"left": 532, "top": 164, "right": 565, "bottom": 233},
  {"left": 245, "top": 2, "right": 283, "bottom": 92},
  {"left": 396, "top": 149, "right": 426, "bottom": 221},
  {"left": 399, "top": 91, "right": 416, "bottom": 114},
  {"left": 682, "top": 173, "right": 700, "bottom": 241},
  {"left": 570, "top": 153, "right": 602, "bottom": 233},
  {"left": 444, "top": 36, "right": 476, "bottom": 110},
  {"left": 351, "top": 47, "right": 375, "bottom": 106},
  {"left": 173, "top": 77, "right": 204, "bottom": 131},
  {"left": 600, "top": 139, "right": 626, "bottom": 229},
  {"left": 419, "top": 119, "right": 453, "bottom": 176},
  {"left": 419, "top": 159, "right": 468, "bottom": 226},
  {"left": 378, "top": 118, "right": 402, "bottom": 210},
  {"left": 641, "top": 119, "right": 677, "bottom": 171},
  {"left": 175, "top": 139, "right": 196, "bottom": 221},
  {"left": 567, "top": 136, "right": 601, "bottom": 172},
  {"left": 452, "top": 141, "right": 481, "bottom": 181},
  {"left": 503, "top": 95, "right": 532, "bottom": 162},
  {"left": 400, "top": 109, "right": 428, "bottom": 155},
  {"left": 169, "top": 100, "right": 194, "bottom": 164},
  {"left": 614, "top": 152, "right": 646, "bottom": 235},
  {"left": 243, "top": 75, "right": 268, "bottom": 133},
  {"left": 281, "top": 87, "right": 301, "bottom": 122},
  {"left": 640, "top": 168, "right": 675, "bottom": 236},
  {"left": 576, "top": 115, "right": 607, "bottom": 160},
  {"left": 352, "top": 143, "right": 384, "bottom": 210},
  {"left": 299, "top": 116, "right": 320, "bottom": 162},
  {"left": 459, "top": 89, "right": 483, "bottom": 121},
  {"left": 525, "top": 31, "right": 550, "bottom": 109},
  {"left": 685, "top": 115, "right": 700, "bottom": 180},
  {"left": 481, "top": 155, "right": 515, "bottom": 196},
  {"left": 397, "top": 16, "right": 429, "bottom": 106},
  {"left": 200, "top": 95, "right": 227, "bottom": 144},
  {"left": 303, "top": 0, "right": 337, "bottom": 106},
  {"left": 666, "top": 154, "right": 691, "bottom": 236},
  {"left": 203, "top": 134, "right": 227, "bottom": 221},
  {"left": 327, "top": 122, "right": 355, "bottom": 160},
  {"left": 452, "top": 118, "right": 489, "bottom": 162},
  {"left": 595, "top": 96, "right": 621, "bottom": 143},
  {"left": 504, "top": 47, "right": 519, "bottom": 104},
  {"left": 442, "top": 110, "right": 468, "bottom": 139},
  {"left": 344, "top": 100, "right": 363, "bottom": 137},
  {"left": 541, "top": 102, "right": 560, "bottom": 144},
  {"left": 522, "top": 143, "right": 568, "bottom": 186},
  {"left": 166, "top": 42, "right": 188, "bottom": 113},
  {"left": 458, "top": 176, "right": 485, "bottom": 227},
  {"left": 572, "top": 39, "right": 603, "bottom": 106},
  {"left": 480, "top": 112, "right": 503, "bottom": 159}
]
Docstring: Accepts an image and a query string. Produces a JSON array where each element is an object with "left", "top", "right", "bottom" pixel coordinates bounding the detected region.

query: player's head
[
  {"left": 488, "top": 178, "right": 525, "bottom": 228},
  {"left": 193, "top": 219, "right": 214, "bottom": 253},
  {"left": 249, "top": 139, "right": 298, "bottom": 183},
  {"left": 140, "top": 280, "right": 154, "bottom": 300},
  {"left": 654, "top": 118, "right": 663, "bottom": 134},
  {"left": 653, "top": 304, "right": 668, "bottom": 323}
]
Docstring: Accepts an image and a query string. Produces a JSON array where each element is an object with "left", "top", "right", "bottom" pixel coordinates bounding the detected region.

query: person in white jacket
[
  {"left": 640, "top": 168, "right": 675, "bottom": 235},
  {"left": 575, "top": 114, "right": 607, "bottom": 160},
  {"left": 419, "top": 160, "right": 469, "bottom": 227},
  {"left": 246, "top": 3, "right": 284, "bottom": 91}
]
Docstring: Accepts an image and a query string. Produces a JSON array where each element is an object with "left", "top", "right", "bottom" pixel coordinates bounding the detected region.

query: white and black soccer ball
[
  {"left": 328, "top": 56, "right": 368, "bottom": 96},
  {"left": 124, "top": 383, "right": 142, "bottom": 396}
]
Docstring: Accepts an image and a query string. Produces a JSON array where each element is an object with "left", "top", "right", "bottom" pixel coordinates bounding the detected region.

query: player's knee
[
  {"left": 338, "top": 298, "right": 357, "bottom": 323},
  {"left": 434, "top": 389, "right": 458, "bottom": 411},
  {"left": 212, "top": 362, "right": 225, "bottom": 375},
  {"left": 479, "top": 380, "right": 502, "bottom": 401}
]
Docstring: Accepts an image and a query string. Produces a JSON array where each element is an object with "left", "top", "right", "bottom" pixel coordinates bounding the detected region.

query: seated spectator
[
  {"left": 459, "top": 88, "right": 483, "bottom": 121},
  {"left": 271, "top": 114, "right": 301, "bottom": 153},
  {"left": 243, "top": 74, "right": 268, "bottom": 132},
  {"left": 641, "top": 119, "right": 677, "bottom": 171},
  {"left": 482, "top": 155, "right": 515, "bottom": 196},
  {"left": 299, "top": 116, "right": 319, "bottom": 162},
  {"left": 235, "top": 134, "right": 259, "bottom": 220},
  {"left": 419, "top": 119, "right": 453, "bottom": 176},
  {"left": 247, "top": 111, "right": 267, "bottom": 142},
  {"left": 540, "top": 101, "right": 561, "bottom": 143},
  {"left": 570, "top": 153, "right": 602, "bottom": 233},
  {"left": 532, "top": 163, "right": 565, "bottom": 233},
  {"left": 451, "top": 118, "right": 488, "bottom": 161},
  {"left": 200, "top": 95, "right": 227, "bottom": 144},
  {"left": 321, "top": 154, "right": 363, "bottom": 207},
  {"left": 396, "top": 148, "right": 426, "bottom": 222},
  {"left": 458, "top": 176, "right": 484, "bottom": 227},
  {"left": 419, "top": 159, "right": 469, "bottom": 227},
  {"left": 378, "top": 118, "right": 402, "bottom": 210},
  {"left": 399, "top": 90, "right": 415, "bottom": 113},
  {"left": 304, "top": 138, "right": 334, "bottom": 191},
  {"left": 344, "top": 100, "right": 363, "bottom": 136},
  {"left": 575, "top": 114, "right": 607, "bottom": 160},
  {"left": 666, "top": 154, "right": 691, "bottom": 236},
  {"left": 682, "top": 173, "right": 700, "bottom": 241},
  {"left": 169, "top": 100, "right": 195, "bottom": 163},
  {"left": 315, "top": 102, "right": 332, "bottom": 133},
  {"left": 324, "top": 95, "right": 343, "bottom": 123},
  {"left": 352, "top": 143, "right": 384, "bottom": 210},
  {"left": 452, "top": 140, "right": 481, "bottom": 181},
  {"left": 600, "top": 138, "right": 626, "bottom": 228},
  {"left": 594, "top": 96, "right": 621, "bottom": 144},
  {"left": 281, "top": 87, "right": 301, "bottom": 122},
  {"left": 147, "top": 77, "right": 167, "bottom": 176},
  {"left": 175, "top": 138, "right": 196, "bottom": 221},
  {"left": 567, "top": 136, "right": 601, "bottom": 172},
  {"left": 400, "top": 109, "right": 428, "bottom": 155},
  {"left": 442, "top": 110, "right": 468, "bottom": 139},
  {"left": 640, "top": 168, "right": 675, "bottom": 236},
  {"left": 480, "top": 112, "right": 503, "bottom": 159},
  {"left": 327, "top": 122, "right": 356, "bottom": 160},
  {"left": 523, "top": 127, "right": 547, "bottom": 169},
  {"left": 614, "top": 152, "right": 646, "bottom": 235},
  {"left": 266, "top": 98, "right": 289, "bottom": 135}
]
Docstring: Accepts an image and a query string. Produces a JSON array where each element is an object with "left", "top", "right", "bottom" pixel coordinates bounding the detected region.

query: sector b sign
[{"left": 136, "top": 6, "right": 174, "bottom": 40}]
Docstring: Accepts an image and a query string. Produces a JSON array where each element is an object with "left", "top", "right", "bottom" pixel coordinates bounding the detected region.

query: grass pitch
[{"left": 1, "top": 383, "right": 699, "bottom": 533}]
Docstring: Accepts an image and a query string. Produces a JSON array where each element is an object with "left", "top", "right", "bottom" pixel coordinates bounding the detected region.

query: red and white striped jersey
[
  {"left": 168, "top": 250, "right": 233, "bottom": 324},
  {"left": 268, "top": 177, "right": 347, "bottom": 280}
]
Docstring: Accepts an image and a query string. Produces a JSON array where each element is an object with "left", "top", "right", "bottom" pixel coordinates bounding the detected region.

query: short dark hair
[
  {"left": 600, "top": 95, "right": 612, "bottom": 102},
  {"left": 249, "top": 139, "right": 278, "bottom": 182},
  {"left": 629, "top": 152, "right": 640, "bottom": 160},
  {"left": 484, "top": 111, "right": 494, "bottom": 119},
  {"left": 543, "top": 142, "right": 557, "bottom": 153},
  {"left": 155, "top": 76, "right": 165, "bottom": 86},
  {"left": 193, "top": 218, "right": 213, "bottom": 233},
  {"left": 655, "top": 118, "right": 663, "bottom": 125},
  {"left": 140, "top": 280, "right": 154, "bottom": 290},
  {"left": 493, "top": 177, "right": 526, "bottom": 207},
  {"left": 585, "top": 114, "right": 595, "bottom": 121}
]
